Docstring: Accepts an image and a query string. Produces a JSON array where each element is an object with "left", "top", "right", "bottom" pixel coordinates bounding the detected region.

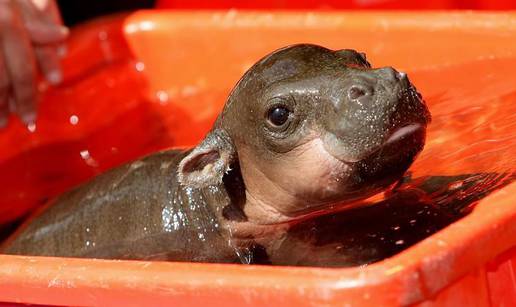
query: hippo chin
[{"left": 1, "top": 44, "right": 430, "bottom": 264}]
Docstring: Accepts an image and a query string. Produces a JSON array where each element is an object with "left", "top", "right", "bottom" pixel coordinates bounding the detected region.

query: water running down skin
[{"left": 2, "top": 44, "right": 431, "bottom": 264}]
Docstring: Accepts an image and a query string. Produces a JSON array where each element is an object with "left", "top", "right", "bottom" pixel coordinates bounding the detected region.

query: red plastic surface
[
  {"left": 0, "top": 15, "right": 180, "bottom": 225},
  {"left": 0, "top": 11, "right": 515, "bottom": 306},
  {"left": 156, "top": 0, "right": 516, "bottom": 10}
]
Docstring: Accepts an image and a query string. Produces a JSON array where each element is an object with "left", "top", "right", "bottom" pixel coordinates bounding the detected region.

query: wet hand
[{"left": 0, "top": 0, "right": 68, "bottom": 127}]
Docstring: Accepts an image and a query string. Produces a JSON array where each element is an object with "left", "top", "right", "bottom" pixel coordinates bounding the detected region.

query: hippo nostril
[{"left": 348, "top": 86, "right": 367, "bottom": 100}]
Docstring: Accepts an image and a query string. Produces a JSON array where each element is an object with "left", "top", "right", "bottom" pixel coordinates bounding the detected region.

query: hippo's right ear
[
  {"left": 335, "top": 49, "right": 371, "bottom": 68},
  {"left": 177, "top": 129, "right": 236, "bottom": 188}
]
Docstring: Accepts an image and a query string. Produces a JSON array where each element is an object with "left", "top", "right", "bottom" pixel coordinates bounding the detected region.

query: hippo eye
[{"left": 267, "top": 106, "right": 291, "bottom": 127}]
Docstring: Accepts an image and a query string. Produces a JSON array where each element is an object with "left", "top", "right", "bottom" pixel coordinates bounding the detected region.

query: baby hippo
[{"left": 2, "top": 44, "right": 430, "bottom": 264}]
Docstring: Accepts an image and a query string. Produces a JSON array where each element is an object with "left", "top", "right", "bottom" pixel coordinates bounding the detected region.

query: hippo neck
[{"left": 197, "top": 163, "right": 289, "bottom": 259}]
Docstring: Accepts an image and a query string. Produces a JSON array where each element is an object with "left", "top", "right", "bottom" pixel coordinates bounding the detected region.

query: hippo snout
[
  {"left": 346, "top": 67, "right": 413, "bottom": 110},
  {"left": 323, "top": 64, "right": 429, "bottom": 164}
]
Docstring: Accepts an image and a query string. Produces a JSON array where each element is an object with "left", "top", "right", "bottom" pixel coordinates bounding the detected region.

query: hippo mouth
[
  {"left": 351, "top": 123, "right": 426, "bottom": 188},
  {"left": 320, "top": 122, "right": 426, "bottom": 193},
  {"left": 384, "top": 124, "right": 423, "bottom": 146},
  {"left": 373, "top": 123, "right": 426, "bottom": 161},
  {"left": 351, "top": 123, "right": 426, "bottom": 175},
  {"left": 324, "top": 123, "right": 426, "bottom": 165}
]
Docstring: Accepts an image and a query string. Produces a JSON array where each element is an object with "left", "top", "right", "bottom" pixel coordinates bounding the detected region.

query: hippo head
[{"left": 178, "top": 44, "right": 431, "bottom": 224}]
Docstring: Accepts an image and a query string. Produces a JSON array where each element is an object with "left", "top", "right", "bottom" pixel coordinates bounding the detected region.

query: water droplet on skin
[{"left": 395, "top": 240, "right": 405, "bottom": 245}]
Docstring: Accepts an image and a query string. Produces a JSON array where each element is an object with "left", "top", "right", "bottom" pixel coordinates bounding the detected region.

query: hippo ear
[
  {"left": 177, "top": 129, "right": 236, "bottom": 188},
  {"left": 335, "top": 49, "right": 371, "bottom": 68}
]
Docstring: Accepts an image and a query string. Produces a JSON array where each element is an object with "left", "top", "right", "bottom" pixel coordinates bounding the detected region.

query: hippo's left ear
[{"left": 177, "top": 129, "right": 236, "bottom": 188}]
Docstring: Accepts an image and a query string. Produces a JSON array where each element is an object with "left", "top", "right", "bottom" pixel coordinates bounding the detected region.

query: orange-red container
[
  {"left": 0, "top": 11, "right": 515, "bottom": 306},
  {"left": 156, "top": 0, "right": 516, "bottom": 10}
]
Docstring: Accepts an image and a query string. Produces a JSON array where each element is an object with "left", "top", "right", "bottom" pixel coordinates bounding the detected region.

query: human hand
[{"left": 0, "top": 0, "right": 68, "bottom": 127}]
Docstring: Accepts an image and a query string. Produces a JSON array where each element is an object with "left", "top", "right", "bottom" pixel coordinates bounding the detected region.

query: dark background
[{"left": 56, "top": 0, "right": 156, "bottom": 26}]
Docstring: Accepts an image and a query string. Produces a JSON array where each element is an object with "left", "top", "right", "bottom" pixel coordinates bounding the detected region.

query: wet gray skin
[{"left": 1, "top": 44, "right": 431, "bottom": 264}]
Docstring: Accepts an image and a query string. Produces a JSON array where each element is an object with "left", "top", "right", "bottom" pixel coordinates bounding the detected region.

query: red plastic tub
[
  {"left": 156, "top": 0, "right": 516, "bottom": 10},
  {"left": 0, "top": 11, "right": 515, "bottom": 306}
]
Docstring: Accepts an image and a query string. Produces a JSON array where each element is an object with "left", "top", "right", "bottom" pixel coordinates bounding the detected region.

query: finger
[
  {"left": 26, "top": 1, "right": 65, "bottom": 84},
  {"left": 26, "top": 22, "right": 68, "bottom": 44},
  {"left": 35, "top": 0, "right": 63, "bottom": 24},
  {"left": 17, "top": 0, "right": 68, "bottom": 59},
  {"left": 0, "top": 50, "right": 10, "bottom": 128},
  {"left": 15, "top": 0, "right": 68, "bottom": 44},
  {"left": 39, "top": 0, "right": 67, "bottom": 56},
  {"left": 34, "top": 45, "right": 61, "bottom": 85},
  {"left": 1, "top": 4, "right": 38, "bottom": 125},
  {"left": 31, "top": 0, "right": 66, "bottom": 79}
]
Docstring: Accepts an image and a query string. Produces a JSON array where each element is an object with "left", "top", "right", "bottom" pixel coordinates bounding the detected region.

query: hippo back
[{"left": 2, "top": 150, "right": 241, "bottom": 263}]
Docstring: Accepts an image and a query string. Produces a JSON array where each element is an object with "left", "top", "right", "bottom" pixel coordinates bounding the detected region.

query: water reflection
[{"left": 266, "top": 173, "right": 515, "bottom": 267}]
